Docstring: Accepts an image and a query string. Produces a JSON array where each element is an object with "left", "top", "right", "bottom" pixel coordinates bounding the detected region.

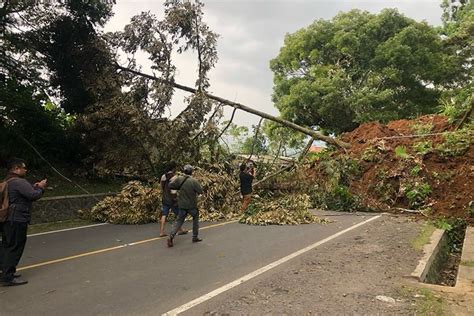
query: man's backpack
[
  {"left": 163, "top": 173, "right": 177, "bottom": 202},
  {"left": 0, "top": 178, "right": 14, "bottom": 222}
]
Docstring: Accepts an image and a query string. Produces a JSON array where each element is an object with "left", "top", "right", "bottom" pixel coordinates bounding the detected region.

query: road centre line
[
  {"left": 28, "top": 223, "right": 109, "bottom": 237},
  {"left": 163, "top": 215, "right": 382, "bottom": 316},
  {"left": 18, "top": 220, "right": 239, "bottom": 271}
]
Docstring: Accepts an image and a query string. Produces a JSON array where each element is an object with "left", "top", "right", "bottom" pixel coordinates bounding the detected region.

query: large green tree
[
  {"left": 1, "top": 1, "right": 115, "bottom": 166},
  {"left": 271, "top": 9, "right": 456, "bottom": 134},
  {"left": 438, "top": 0, "right": 473, "bottom": 120}
]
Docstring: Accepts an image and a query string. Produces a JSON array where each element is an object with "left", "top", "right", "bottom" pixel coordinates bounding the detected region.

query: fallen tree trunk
[
  {"left": 254, "top": 137, "right": 314, "bottom": 188},
  {"left": 116, "top": 65, "right": 351, "bottom": 149}
]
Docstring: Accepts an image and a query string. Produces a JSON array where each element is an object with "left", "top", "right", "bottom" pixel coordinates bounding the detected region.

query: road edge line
[
  {"left": 163, "top": 215, "right": 382, "bottom": 316},
  {"left": 28, "top": 223, "right": 109, "bottom": 237}
]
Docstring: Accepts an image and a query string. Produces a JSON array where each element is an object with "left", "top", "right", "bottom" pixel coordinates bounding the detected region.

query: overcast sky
[{"left": 105, "top": 0, "right": 443, "bottom": 127}]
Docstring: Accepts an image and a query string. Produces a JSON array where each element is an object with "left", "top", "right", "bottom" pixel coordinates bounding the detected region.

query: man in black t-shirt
[{"left": 239, "top": 162, "right": 255, "bottom": 212}]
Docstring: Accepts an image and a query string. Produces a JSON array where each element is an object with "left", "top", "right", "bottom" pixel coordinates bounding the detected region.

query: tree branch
[
  {"left": 116, "top": 65, "right": 351, "bottom": 149},
  {"left": 247, "top": 117, "right": 264, "bottom": 162},
  {"left": 217, "top": 107, "right": 237, "bottom": 140}
]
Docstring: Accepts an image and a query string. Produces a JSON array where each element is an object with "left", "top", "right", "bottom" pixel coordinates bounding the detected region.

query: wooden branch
[
  {"left": 253, "top": 138, "right": 312, "bottom": 189},
  {"left": 253, "top": 164, "right": 293, "bottom": 188},
  {"left": 455, "top": 92, "right": 474, "bottom": 130},
  {"left": 298, "top": 137, "right": 315, "bottom": 163},
  {"left": 116, "top": 65, "right": 351, "bottom": 149},
  {"left": 217, "top": 107, "right": 237, "bottom": 140},
  {"left": 268, "top": 140, "right": 283, "bottom": 170},
  {"left": 191, "top": 102, "right": 222, "bottom": 141},
  {"left": 247, "top": 117, "right": 264, "bottom": 162},
  {"left": 219, "top": 135, "right": 231, "bottom": 153}
]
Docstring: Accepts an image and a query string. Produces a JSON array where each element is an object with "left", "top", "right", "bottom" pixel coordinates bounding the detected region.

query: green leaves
[
  {"left": 271, "top": 9, "right": 454, "bottom": 134},
  {"left": 239, "top": 194, "right": 327, "bottom": 226}
]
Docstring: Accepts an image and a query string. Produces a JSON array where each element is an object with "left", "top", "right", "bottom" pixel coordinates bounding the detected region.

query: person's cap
[{"left": 183, "top": 164, "right": 194, "bottom": 173}]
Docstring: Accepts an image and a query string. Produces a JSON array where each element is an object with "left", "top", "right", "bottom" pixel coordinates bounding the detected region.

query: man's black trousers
[{"left": 1, "top": 222, "right": 28, "bottom": 282}]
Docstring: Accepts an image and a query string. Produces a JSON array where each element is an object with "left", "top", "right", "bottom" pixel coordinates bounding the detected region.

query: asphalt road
[{"left": 0, "top": 211, "right": 379, "bottom": 315}]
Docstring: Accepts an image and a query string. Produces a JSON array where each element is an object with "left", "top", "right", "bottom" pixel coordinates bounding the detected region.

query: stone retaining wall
[{"left": 31, "top": 193, "right": 112, "bottom": 224}]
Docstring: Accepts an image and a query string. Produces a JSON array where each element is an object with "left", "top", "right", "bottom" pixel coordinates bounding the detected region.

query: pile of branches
[
  {"left": 80, "top": 166, "right": 241, "bottom": 224},
  {"left": 79, "top": 181, "right": 161, "bottom": 224},
  {"left": 194, "top": 167, "right": 241, "bottom": 221},
  {"left": 81, "top": 164, "right": 330, "bottom": 226},
  {"left": 240, "top": 194, "right": 328, "bottom": 225}
]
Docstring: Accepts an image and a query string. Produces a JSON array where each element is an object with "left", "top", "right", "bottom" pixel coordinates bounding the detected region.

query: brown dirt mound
[
  {"left": 341, "top": 122, "right": 398, "bottom": 144},
  {"left": 317, "top": 115, "right": 472, "bottom": 220},
  {"left": 387, "top": 114, "right": 451, "bottom": 135}
]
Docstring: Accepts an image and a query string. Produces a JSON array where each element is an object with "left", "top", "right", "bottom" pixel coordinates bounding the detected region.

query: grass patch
[
  {"left": 28, "top": 219, "right": 97, "bottom": 235},
  {"left": 399, "top": 286, "right": 445, "bottom": 315},
  {"left": 412, "top": 223, "right": 436, "bottom": 250},
  {"left": 460, "top": 260, "right": 474, "bottom": 267}
]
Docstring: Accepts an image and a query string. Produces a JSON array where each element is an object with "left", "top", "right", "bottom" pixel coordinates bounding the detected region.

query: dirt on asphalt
[{"left": 198, "top": 214, "right": 437, "bottom": 315}]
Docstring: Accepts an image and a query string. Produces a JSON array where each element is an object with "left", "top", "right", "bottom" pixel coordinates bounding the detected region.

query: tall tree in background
[
  {"left": 0, "top": 1, "right": 116, "bottom": 166},
  {"left": 270, "top": 9, "right": 457, "bottom": 134},
  {"left": 1, "top": 0, "right": 221, "bottom": 174},
  {"left": 439, "top": 0, "right": 473, "bottom": 120}
]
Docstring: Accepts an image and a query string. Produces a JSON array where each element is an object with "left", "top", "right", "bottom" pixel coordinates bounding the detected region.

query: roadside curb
[
  {"left": 456, "top": 226, "right": 474, "bottom": 290},
  {"left": 410, "top": 225, "right": 474, "bottom": 294},
  {"left": 411, "top": 228, "right": 448, "bottom": 282}
]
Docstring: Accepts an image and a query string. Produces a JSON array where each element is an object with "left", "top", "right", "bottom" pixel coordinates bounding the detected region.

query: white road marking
[
  {"left": 28, "top": 223, "right": 109, "bottom": 237},
  {"left": 163, "top": 215, "right": 382, "bottom": 315}
]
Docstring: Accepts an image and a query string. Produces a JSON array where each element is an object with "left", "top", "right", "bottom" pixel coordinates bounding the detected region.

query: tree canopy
[{"left": 270, "top": 9, "right": 460, "bottom": 134}]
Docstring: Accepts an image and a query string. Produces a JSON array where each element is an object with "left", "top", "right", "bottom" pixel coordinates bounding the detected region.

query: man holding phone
[{"left": 1, "top": 158, "right": 47, "bottom": 286}]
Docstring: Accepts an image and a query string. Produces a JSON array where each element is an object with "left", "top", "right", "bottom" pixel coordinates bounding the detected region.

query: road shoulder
[{"left": 190, "top": 214, "right": 424, "bottom": 315}]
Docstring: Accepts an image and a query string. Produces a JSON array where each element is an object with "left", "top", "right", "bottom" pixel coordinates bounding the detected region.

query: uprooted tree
[
  {"left": 76, "top": 0, "right": 350, "bottom": 175},
  {"left": 2, "top": 1, "right": 471, "bottom": 180}
]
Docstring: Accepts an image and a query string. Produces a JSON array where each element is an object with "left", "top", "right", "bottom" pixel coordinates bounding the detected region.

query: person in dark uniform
[
  {"left": 1, "top": 158, "right": 47, "bottom": 286},
  {"left": 239, "top": 161, "right": 256, "bottom": 212}
]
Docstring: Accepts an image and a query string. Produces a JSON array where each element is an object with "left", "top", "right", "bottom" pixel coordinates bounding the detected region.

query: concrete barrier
[
  {"left": 411, "top": 228, "right": 449, "bottom": 283},
  {"left": 31, "top": 193, "right": 112, "bottom": 224},
  {"left": 456, "top": 226, "right": 474, "bottom": 288}
]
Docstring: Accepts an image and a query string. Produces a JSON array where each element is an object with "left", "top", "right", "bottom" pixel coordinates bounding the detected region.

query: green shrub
[
  {"left": 412, "top": 140, "right": 433, "bottom": 155},
  {"left": 436, "top": 130, "right": 472, "bottom": 157},
  {"left": 412, "top": 122, "right": 433, "bottom": 135},
  {"left": 310, "top": 185, "right": 365, "bottom": 212},
  {"left": 374, "top": 181, "right": 396, "bottom": 203},
  {"left": 410, "top": 165, "right": 422, "bottom": 176},
  {"left": 362, "top": 147, "right": 380, "bottom": 162},
  {"left": 405, "top": 182, "right": 431, "bottom": 208},
  {"left": 434, "top": 218, "right": 466, "bottom": 252},
  {"left": 375, "top": 168, "right": 388, "bottom": 180},
  {"left": 395, "top": 146, "right": 411, "bottom": 159}
]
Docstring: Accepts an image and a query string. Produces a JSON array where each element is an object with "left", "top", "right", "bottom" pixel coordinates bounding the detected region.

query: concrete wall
[{"left": 31, "top": 193, "right": 112, "bottom": 224}]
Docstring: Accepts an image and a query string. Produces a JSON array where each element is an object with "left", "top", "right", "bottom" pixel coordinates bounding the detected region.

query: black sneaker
[
  {"left": 0, "top": 272, "right": 21, "bottom": 278},
  {"left": 167, "top": 237, "right": 174, "bottom": 247},
  {"left": 192, "top": 237, "right": 203, "bottom": 243},
  {"left": 2, "top": 278, "right": 28, "bottom": 286}
]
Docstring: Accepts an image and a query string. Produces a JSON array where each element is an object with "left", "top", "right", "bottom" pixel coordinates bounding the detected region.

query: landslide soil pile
[{"left": 331, "top": 114, "right": 472, "bottom": 219}]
